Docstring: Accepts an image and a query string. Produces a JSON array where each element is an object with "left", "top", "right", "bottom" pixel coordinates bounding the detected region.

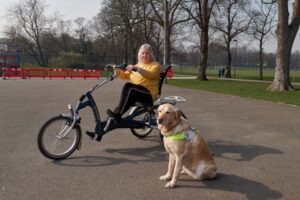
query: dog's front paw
[
  {"left": 180, "top": 169, "right": 187, "bottom": 175},
  {"left": 159, "top": 175, "right": 172, "bottom": 181},
  {"left": 165, "top": 181, "right": 176, "bottom": 189}
]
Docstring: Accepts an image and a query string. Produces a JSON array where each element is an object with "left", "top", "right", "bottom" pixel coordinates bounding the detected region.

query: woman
[
  {"left": 107, "top": 43, "right": 161, "bottom": 119},
  {"left": 86, "top": 43, "right": 161, "bottom": 141}
]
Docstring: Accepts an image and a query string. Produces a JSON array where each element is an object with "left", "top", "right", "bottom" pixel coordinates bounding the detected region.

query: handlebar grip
[
  {"left": 118, "top": 63, "right": 127, "bottom": 70},
  {"left": 105, "top": 63, "right": 127, "bottom": 71},
  {"left": 104, "top": 65, "right": 113, "bottom": 71}
]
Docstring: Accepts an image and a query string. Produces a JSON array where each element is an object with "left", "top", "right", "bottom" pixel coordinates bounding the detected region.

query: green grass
[
  {"left": 167, "top": 79, "right": 300, "bottom": 106},
  {"left": 173, "top": 67, "right": 300, "bottom": 83}
]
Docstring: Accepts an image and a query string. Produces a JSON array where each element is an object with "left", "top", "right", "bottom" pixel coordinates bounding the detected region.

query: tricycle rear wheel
[{"left": 129, "top": 107, "right": 154, "bottom": 138}]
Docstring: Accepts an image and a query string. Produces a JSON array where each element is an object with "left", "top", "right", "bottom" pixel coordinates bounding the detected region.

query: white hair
[{"left": 138, "top": 43, "right": 155, "bottom": 62}]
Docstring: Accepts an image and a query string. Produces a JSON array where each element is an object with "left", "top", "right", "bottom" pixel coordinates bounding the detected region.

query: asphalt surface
[{"left": 0, "top": 78, "right": 299, "bottom": 200}]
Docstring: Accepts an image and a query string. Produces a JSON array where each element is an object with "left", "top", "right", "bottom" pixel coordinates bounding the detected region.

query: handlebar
[
  {"left": 105, "top": 63, "right": 127, "bottom": 78},
  {"left": 88, "top": 63, "right": 127, "bottom": 93}
]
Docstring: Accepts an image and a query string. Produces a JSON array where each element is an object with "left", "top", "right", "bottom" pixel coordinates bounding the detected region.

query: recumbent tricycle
[{"left": 37, "top": 64, "right": 185, "bottom": 160}]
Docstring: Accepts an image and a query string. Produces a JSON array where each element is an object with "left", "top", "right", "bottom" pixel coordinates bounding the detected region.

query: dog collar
[{"left": 164, "top": 128, "right": 197, "bottom": 142}]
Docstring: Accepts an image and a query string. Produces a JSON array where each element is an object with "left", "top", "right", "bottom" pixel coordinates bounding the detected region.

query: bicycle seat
[{"left": 158, "top": 66, "right": 172, "bottom": 97}]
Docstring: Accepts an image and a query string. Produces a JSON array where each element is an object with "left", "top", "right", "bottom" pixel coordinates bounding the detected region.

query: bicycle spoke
[{"left": 46, "top": 139, "right": 60, "bottom": 153}]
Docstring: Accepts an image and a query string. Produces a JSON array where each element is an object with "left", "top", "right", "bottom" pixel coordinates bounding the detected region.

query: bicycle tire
[
  {"left": 37, "top": 115, "right": 81, "bottom": 160},
  {"left": 129, "top": 107, "right": 154, "bottom": 138}
]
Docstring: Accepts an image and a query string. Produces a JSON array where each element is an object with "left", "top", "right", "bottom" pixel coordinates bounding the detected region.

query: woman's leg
[{"left": 112, "top": 82, "right": 152, "bottom": 116}]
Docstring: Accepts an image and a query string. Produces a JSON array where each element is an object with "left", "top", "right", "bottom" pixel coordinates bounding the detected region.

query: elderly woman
[
  {"left": 107, "top": 43, "right": 161, "bottom": 118},
  {"left": 86, "top": 43, "right": 161, "bottom": 141}
]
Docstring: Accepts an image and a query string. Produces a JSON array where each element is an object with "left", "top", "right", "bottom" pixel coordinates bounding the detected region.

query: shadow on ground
[
  {"left": 53, "top": 139, "right": 283, "bottom": 167},
  {"left": 53, "top": 139, "right": 284, "bottom": 199},
  {"left": 209, "top": 139, "right": 283, "bottom": 161},
  {"left": 178, "top": 173, "right": 282, "bottom": 200},
  {"left": 53, "top": 141, "right": 166, "bottom": 167}
]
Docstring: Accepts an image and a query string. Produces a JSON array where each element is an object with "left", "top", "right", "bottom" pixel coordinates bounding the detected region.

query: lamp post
[{"left": 233, "top": 39, "right": 238, "bottom": 78}]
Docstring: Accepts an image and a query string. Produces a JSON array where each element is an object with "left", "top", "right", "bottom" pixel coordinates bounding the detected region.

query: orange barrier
[{"left": 2, "top": 67, "right": 101, "bottom": 79}]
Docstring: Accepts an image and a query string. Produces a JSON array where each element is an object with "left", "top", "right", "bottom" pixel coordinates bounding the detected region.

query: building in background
[{"left": 0, "top": 42, "right": 20, "bottom": 68}]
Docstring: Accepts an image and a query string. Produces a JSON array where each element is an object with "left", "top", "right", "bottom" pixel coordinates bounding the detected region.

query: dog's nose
[{"left": 157, "top": 118, "right": 163, "bottom": 124}]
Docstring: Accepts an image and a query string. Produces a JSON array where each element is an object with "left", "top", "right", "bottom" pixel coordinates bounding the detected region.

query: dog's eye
[{"left": 166, "top": 111, "right": 170, "bottom": 114}]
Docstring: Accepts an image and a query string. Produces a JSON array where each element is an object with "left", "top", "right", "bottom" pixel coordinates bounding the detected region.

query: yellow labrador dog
[{"left": 157, "top": 103, "right": 217, "bottom": 188}]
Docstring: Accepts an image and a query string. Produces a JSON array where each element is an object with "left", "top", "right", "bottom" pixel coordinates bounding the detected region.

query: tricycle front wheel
[{"left": 37, "top": 115, "right": 81, "bottom": 160}]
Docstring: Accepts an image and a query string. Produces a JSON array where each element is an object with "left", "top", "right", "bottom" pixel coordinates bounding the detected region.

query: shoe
[
  {"left": 106, "top": 109, "right": 121, "bottom": 120},
  {"left": 85, "top": 131, "right": 102, "bottom": 142}
]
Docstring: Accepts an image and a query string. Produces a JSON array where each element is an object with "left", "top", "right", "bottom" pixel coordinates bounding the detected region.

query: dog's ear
[
  {"left": 180, "top": 111, "right": 188, "bottom": 119},
  {"left": 175, "top": 108, "right": 182, "bottom": 121}
]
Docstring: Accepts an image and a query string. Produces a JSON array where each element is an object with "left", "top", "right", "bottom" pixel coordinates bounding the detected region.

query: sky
[
  {"left": 0, "top": 0, "right": 299, "bottom": 53},
  {"left": 0, "top": 0, "right": 103, "bottom": 22},
  {"left": 0, "top": 0, "right": 103, "bottom": 34}
]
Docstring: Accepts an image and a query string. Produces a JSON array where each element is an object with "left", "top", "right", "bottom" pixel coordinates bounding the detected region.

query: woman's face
[{"left": 139, "top": 48, "right": 151, "bottom": 64}]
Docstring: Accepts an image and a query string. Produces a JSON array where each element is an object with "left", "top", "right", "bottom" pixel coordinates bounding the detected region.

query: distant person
[
  {"left": 221, "top": 68, "right": 225, "bottom": 77},
  {"left": 218, "top": 67, "right": 222, "bottom": 77}
]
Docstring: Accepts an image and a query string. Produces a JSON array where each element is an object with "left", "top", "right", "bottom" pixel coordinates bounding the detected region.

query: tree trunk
[
  {"left": 259, "top": 40, "right": 263, "bottom": 80},
  {"left": 225, "top": 41, "right": 232, "bottom": 78},
  {"left": 268, "top": 0, "right": 300, "bottom": 91},
  {"left": 130, "top": 36, "right": 136, "bottom": 64},
  {"left": 268, "top": 45, "right": 294, "bottom": 91},
  {"left": 124, "top": 38, "right": 129, "bottom": 64},
  {"left": 164, "top": 2, "right": 171, "bottom": 67},
  {"left": 198, "top": 29, "right": 209, "bottom": 80},
  {"left": 28, "top": 45, "right": 42, "bottom": 67},
  {"left": 164, "top": 26, "right": 171, "bottom": 67},
  {"left": 36, "top": 39, "right": 46, "bottom": 66}
]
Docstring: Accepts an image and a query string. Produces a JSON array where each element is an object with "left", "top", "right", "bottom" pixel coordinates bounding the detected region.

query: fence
[{"left": 1, "top": 67, "right": 101, "bottom": 79}]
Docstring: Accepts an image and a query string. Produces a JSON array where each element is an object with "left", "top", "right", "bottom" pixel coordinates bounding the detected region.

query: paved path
[{"left": 0, "top": 79, "right": 299, "bottom": 200}]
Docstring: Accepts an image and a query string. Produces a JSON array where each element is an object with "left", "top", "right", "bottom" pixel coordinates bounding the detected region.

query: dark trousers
[{"left": 114, "top": 82, "right": 153, "bottom": 115}]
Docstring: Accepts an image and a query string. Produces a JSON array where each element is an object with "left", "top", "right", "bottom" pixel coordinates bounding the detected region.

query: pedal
[
  {"left": 93, "top": 133, "right": 102, "bottom": 142},
  {"left": 86, "top": 131, "right": 102, "bottom": 142}
]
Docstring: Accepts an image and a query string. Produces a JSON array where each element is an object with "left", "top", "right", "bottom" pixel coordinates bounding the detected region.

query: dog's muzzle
[{"left": 157, "top": 118, "right": 164, "bottom": 125}]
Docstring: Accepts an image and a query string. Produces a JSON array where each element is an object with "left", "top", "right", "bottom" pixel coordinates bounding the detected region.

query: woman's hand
[{"left": 126, "top": 65, "right": 138, "bottom": 72}]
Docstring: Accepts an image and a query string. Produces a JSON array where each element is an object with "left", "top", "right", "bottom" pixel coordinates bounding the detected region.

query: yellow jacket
[{"left": 118, "top": 61, "right": 161, "bottom": 101}]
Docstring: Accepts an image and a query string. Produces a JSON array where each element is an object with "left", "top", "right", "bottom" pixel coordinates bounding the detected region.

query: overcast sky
[
  {"left": 0, "top": 0, "right": 299, "bottom": 53},
  {"left": 0, "top": 0, "right": 102, "bottom": 22}
]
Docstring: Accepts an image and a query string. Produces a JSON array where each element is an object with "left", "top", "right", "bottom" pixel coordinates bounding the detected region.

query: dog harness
[{"left": 164, "top": 128, "right": 197, "bottom": 142}]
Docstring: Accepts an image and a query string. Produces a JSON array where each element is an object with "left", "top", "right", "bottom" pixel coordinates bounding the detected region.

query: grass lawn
[
  {"left": 167, "top": 79, "right": 300, "bottom": 106},
  {"left": 173, "top": 67, "right": 300, "bottom": 83}
]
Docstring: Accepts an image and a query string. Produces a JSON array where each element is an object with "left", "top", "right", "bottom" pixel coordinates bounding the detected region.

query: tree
[
  {"left": 93, "top": 0, "right": 147, "bottom": 63},
  {"left": 5, "top": 0, "right": 57, "bottom": 67},
  {"left": 252, "top": 0, "right": 276, "bottom": 80},
  {"left": 148, "top": 0, "right": 190, "bottom": 66},
  {"left": 92, "top": 2, "right": 121, "bottom": 63},
  {"left": 211, "top": 0, "right": 253, "bottom": 78},
  {"left": 267, "top": 0, "right": 300, "bottom": 91},
  {"left": 55, "top": 19, "right": 73, "bottom": 52},
  {"left": 182, "top": 0, "right": 217, "bottom": 80},
  {"left": 74, "top": 17, "right": 92, "bottom": 55}
]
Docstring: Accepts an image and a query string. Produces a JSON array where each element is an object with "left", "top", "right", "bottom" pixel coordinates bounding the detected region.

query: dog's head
[{"left": 157, "top": 103, "right": 182, "bottom": 133}]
